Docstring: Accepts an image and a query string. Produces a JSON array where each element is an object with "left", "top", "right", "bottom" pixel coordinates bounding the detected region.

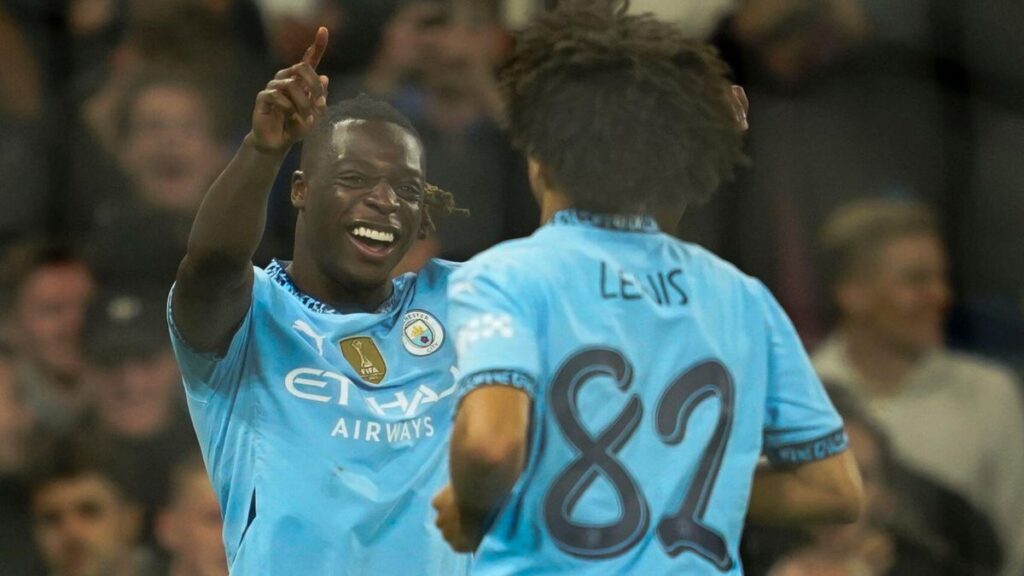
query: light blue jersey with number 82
[{"left": 449, "top": 209, "right": 847, "bottom": 575}]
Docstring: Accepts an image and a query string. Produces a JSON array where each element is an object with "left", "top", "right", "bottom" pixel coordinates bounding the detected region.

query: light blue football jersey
[
  {"left": 169, "top": 259, "right": 470, "bottom": 576},
  {"left": 449, "top": 209, "right": 847, "bottom": 576}
]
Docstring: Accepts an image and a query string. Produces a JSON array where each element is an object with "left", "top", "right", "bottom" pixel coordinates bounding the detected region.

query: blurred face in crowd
[
  {"left": 419, "top": 18, "right": 505, "bottom": 95},
  {"left": 9, "top": 262, "right": 95, "bottom": 380},
  {"left": 157, "top": 467, "right": 227, "bottom": 576},
  {"left": 377, "top": 0, "right": 450, "bottom": 79},
  {"left": 0, "top": 359, "right": 35, "bottom": 474},
  {"left": 89, "top": 349, "right": 181, "bottom": 438},
  {"left": 120, "top": 84, "right": 225, "bottom": 214},
  {"left": 33, "top": 474, "right": 139, "bottom": 576},
  {"left": 837, "top": 233, "right": 951, "bottom": 356}
]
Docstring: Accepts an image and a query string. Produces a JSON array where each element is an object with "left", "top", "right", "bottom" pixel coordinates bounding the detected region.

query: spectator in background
[
  {"left": 0, "top": 351, "right": 47, "bottom": 576},
  {"left": 83, "top": 71, "right": 231, "bottom": 291},
  {"left": 0, "top": 240, "right": 95, "bottom": 434},
  {"left": 155, "top": 454, "right": 227, "bottom": 576},
  {"left": 29, "top": 440, "right": 157, "bottom": 576},
  {"left": 0, "top": 2, "right": 50, "bottom": 250},
  {"left": 678, "top": 0, "right": 950, "bottom": 342},
  {"left": 65, "top": 1, "right": 268, "bottom": 244},
  {"left": 113, "top": 71, "right": 228, "bottom": 215},
  {"left": 398, "top": 1, "right": 536, "bottom": 263},
  {"left": 78, "top": 290, "right": 196, "bottom": 536},
  {"left": 813, "top": 199, "right": 1024, "bottom": 576}
]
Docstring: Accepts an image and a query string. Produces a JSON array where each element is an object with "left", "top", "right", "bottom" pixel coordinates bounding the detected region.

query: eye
[
  {"left": 397, "top": 184, "right": 423, "bottom": 200},
  {"left": 338, "top": 173, "right": 368, "bottom": 188}
]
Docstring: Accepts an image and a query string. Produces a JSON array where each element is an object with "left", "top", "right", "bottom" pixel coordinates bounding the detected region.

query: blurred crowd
[{"left": 0, "top": 0, "right": 1020, "bottom": 575}]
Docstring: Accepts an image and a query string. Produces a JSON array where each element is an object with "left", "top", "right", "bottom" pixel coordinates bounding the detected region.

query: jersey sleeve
[
  {"left": 167, "top": 266, "right": 263, "bottom": 403},
  {"left": 755, "top": 281, "right": 848, "bottom": 466},
  {"left": 447, "top": 258, "right": 542, "bottom": 402}
]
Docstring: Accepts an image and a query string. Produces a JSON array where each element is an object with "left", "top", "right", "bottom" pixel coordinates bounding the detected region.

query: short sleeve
[
  {"left": 166, "top": 267, "right": 261, "bottom": 403},
  {"left": 448, "top": 259, "right": 541, "bottom": 402},
  {"left": 756, "top": 282, "right": 848, "bottom": 466}
]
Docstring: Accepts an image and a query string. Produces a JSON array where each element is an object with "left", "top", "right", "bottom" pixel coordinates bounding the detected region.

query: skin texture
[
  {"left": 838, "top": 233, "right": 951, "bottom": 357},
  {"left": 769, "top": 422, "right": 897, "bottom": 576},
  {"left": 88, "top": 350, "right": 181, "bottom": 438},
  {"left": 8, "top": 263, "right": 95, "bottom": 380},
  {"left": 120, "top": 84, "right": 227, "bottom": 214},
  {"left": 288, "top": 119, "right": 425, "bottom": 309},
  {"left": 32, "top": 475, "right": 139, "bottom": 576},
  {"left": 156, "top": 468, "right": 227, "bottom": 576},
  {"left": 0, "top": 359, "right": 34, "bottom": 473}
]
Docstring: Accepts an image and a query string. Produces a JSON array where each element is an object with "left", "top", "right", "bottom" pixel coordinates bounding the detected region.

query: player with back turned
[
  {"left": 169, "top": 28, "right": 469, "bottom": 575},
  {"left": 433, "top": 2, "right": 864, "bottom": 574}
]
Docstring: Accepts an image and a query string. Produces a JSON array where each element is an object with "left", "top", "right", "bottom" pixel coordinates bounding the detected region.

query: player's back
[{"left": 450, "top": 210, "right": 844, "bottom": 575}]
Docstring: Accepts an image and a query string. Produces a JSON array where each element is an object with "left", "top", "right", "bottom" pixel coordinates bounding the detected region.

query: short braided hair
[{"left": 502, "top": 0, "right": 747, "bottom": 213}]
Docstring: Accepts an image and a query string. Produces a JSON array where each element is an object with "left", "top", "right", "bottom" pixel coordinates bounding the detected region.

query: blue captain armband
[{"left": 765, "top": 428, "right": 849, "bottom": 466}]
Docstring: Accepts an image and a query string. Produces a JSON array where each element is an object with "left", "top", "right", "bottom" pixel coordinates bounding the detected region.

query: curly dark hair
[
  {"left": 302, "top": 95, "right": 466, "bottom": 235},
  {"left": 502, "top": 0, "right": 747, "bottom": 213}
]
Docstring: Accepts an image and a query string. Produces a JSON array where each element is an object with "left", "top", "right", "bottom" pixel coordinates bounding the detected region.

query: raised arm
[{"left": 172, "top": 27, "right": 329, "bottom": 353}]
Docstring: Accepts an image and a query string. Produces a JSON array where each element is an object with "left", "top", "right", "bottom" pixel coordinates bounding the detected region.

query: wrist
[{"left": 243, "top": 132, "right": 290, "bottom": 159}]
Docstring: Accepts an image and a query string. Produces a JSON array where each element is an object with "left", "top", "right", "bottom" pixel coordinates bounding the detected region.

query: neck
[
  {"left": 840, "top": 323, "right": 922, "bottom": 395},
  {"left": 537, "top": 194, "right": 682, "bottom": 231},
  {"left": 538, "top": 193, "right": 573, "bottom": 225},
  {"left": 289, "top": 235, "right": 393, "bottom": 312}
]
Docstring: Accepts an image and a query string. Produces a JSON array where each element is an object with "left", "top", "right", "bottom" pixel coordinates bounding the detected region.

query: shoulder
[
  {"left": 416, "top": 258, "right": 462, "bottom": 284},
  {"left": 452, "top": 237, "right": 549, "bottom": 282},
  {"left": 668, "top": 237, "right": 776, "bottom": 309},
  {"left": 935, "top": 350, "right": 1023, "bottom": 401},
  {"left": 678, "top": 239, "right": 759, "bottom": 283}
]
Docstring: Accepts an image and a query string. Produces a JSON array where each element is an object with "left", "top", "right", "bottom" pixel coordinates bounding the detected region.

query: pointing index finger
[{"left": 303, "top": 26, "right": 329, "bottom": 69}]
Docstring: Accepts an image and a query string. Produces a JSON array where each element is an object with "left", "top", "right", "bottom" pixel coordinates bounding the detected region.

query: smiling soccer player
[{"left": 169, "top": 28, "right": 468, "bottom": 575}]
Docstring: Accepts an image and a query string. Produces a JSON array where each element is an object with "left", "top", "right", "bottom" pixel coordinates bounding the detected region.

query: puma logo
[{"left": 292, "top": 320, "right": 325, "bottom": 357}]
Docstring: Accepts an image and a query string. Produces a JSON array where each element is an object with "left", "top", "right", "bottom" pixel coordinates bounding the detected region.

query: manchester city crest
[{"left": 402, "top": 310, "right": 444, "bottom": 356}]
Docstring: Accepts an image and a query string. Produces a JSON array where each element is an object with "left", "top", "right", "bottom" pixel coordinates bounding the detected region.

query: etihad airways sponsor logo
[{"left": 283, "top": 367, "right": 457, "bottom": 419}]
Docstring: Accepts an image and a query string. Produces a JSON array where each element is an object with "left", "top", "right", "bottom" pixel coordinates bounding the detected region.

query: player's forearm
[
  {"left": 747, "top": 452, "right": 864, "bottom": 526},
  {"left": 184, "top": 134, "right": 286, "bottom": 268},
  {"left": 450, "top": 432, "right": 526, "bottom": 522}
]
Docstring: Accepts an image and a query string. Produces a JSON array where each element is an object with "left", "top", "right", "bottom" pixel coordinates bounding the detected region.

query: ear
[{"left": 291, "top": 171, "right": 308, "bottom": 208}]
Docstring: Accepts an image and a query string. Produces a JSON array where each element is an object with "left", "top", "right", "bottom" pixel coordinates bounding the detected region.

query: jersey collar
[
  {"left": 548, "top": 209, "right": 660, "bottom": 233},
  {"left": 265, "top": 259, "right": 406, "bottom": 315}
]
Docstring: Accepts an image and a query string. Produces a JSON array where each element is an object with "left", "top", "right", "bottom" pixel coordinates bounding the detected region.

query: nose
[{"left": 364, "top": 180, "right": 400, "bottom": 215}]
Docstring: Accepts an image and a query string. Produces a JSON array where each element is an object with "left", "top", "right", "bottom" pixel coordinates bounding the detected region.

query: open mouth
[{"left": 347, "top": 223, "right": 399, "bottom": 259}]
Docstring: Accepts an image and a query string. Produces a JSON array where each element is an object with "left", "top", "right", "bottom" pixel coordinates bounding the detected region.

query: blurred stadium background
[{"left": 0, "top": 0, "right": 1021, "bottom": 575}]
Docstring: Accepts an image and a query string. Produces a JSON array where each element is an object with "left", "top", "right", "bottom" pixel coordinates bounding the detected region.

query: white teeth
[{"left": 352, "top": 227, "right": 395, "bottom": 244}]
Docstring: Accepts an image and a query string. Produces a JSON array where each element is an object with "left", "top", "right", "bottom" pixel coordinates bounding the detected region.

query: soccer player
[
  {"left": 169, "top": 28, "right": 469, "bottom": 575},
  {"left": 432, "top": 2, "right": 864, "bottom": 574}
]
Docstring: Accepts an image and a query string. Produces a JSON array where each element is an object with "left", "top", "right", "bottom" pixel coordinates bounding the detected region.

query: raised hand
[{"left": 250, "top": 27, "right": 330, "bottom": 154}]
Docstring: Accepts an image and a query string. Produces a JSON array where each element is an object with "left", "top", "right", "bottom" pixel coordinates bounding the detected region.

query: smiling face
[
  {"left": 120, "top": 84, "right": 226, "bottom": 214},
  {"left": 292, "top": 119, "right": 425, "bottom": 291},
  {"left": 837, "top": 232, "right": 951, "bottom": 355}
]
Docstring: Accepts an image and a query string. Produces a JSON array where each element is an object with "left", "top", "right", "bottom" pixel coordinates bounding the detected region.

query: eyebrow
[{"left": 331, "top": 160, "right": 424, "bottom": 180}]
